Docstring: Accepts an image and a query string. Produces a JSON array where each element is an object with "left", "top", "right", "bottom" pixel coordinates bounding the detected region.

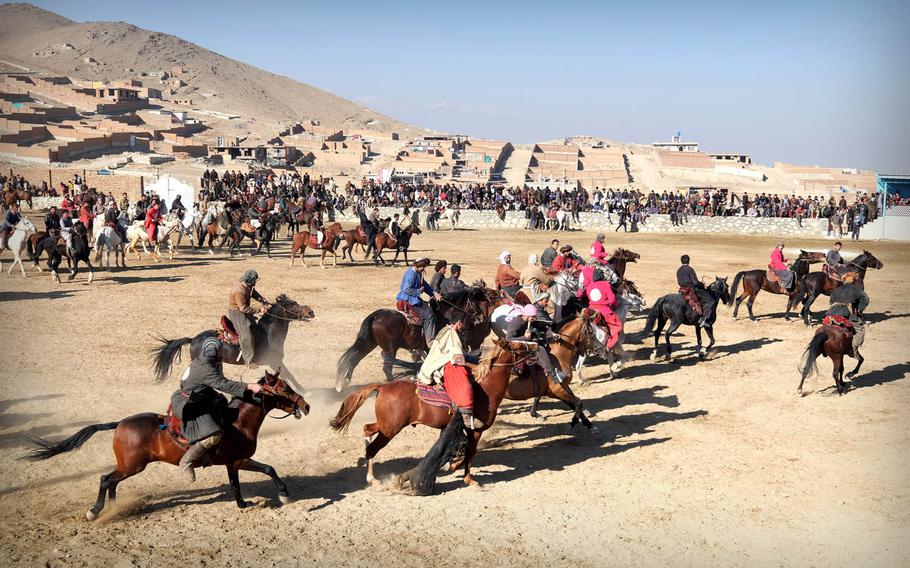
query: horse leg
[
  {"left": 86, "top": 259, "right": 94, "bottom": 284},
  {"left": 225, "top": 465, "right": 251, "bottom": 508},
  {"left": 705, "top": 326, "right": 716, "bottom": 352},
  {"left": 529, "top": 395, "right": 544, "bottom": 420},
  {"left": 746, "top": 293, "right": 757, "bottom": 321},
  {"left": 87, "top": 464, "right": 142, "bottom": 521},
  {"left": 576, "top": 354, "right": 587, "bottom": 385},
  {"left": 235, "top": 459, "right": 289, "bottom": 505},
  {"left": 846, "top": 350, "right": 863, "bottom": 380},
  {"left": 463, "top": 431, "right": 483, "bottom": 486},
  {"left": 363, "top": 423, "right": 397, "bottom": 485},
  {"left": 381, "top": 348, "right": 397, "bottom": 381},
  {"left": 651, "top": 316, "right": 665, "bottom": 360},
  {"left": 732, "top": 295, "right": 745, "bottom": 319},
  {"left": 831, "top": 353, "right": 845, "bottom": 395},
  {"left": 802, "top": 293, "right": 819, "bottom": 325},
  {"left": 14, "top": 251, "right": 26, "bottom": 277},
  {"left": 664, "top": 320, "right": 681, "bottom": 361},
  {"left": 695, "top": 326, "right": 705, "bottom": 358}
]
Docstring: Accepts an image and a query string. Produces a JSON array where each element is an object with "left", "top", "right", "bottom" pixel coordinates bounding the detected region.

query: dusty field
[{"left": 0, "top": 227, "right": 907, "bottom": 567}]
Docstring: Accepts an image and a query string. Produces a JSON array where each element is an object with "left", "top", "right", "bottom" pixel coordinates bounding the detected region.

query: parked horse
[
  {"left": 730, "top": 250, "right": 825, "bottom": 321},
  {"left": 151, "top": 295, "right": 314, "bottom": 389},
  {"left": 329, "top": 339, "right": 540, "bottom": 487},
  {"left": 799, "top": 251, "right": 883, "bottom": 325},
  {"left": 643, "top": 277, "right": 731, "bottom": 360},
  {"left": 23, "top": 370, "right": 309, "bottom": 519},
  {"left": 0, "top": 217, "right": 37, "bottom": 277},
  {"left": 289, "top": 222, "right": 343, "bottom": 268}
]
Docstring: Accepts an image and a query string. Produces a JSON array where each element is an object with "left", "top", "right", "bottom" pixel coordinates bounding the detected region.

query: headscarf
[
  {"left": 499, "top": 250, "right": 511, "bottom": 264},
  {"left": 520, "top": 304, "right": 538, "bottom": 317}
]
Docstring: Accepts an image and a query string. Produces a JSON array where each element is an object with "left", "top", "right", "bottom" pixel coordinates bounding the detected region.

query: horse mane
[{"left": 472, "top": 344, "right": 503, "bottom": 383}]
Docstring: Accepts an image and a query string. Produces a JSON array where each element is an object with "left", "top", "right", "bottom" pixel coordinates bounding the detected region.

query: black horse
[
  {"left": 251, "top": 214, "right": 278, "bottom": 257},
  {"left": 151, "top": 295, "right": 315, "bottom": 388},
  {"left": 799, "top": 251, "right": 883, "bottom": 325},
  {"left": 67, "top": 222, "right": 94, "bottom": 283},
  {"left": 642, "top": 277, "right": 731, "bottom": 360},
  {"left": 386, "top": 224, "right": 422, "bottom": 266},
  {"left": 335, "top": 284, "right": 496, "bottom": 389},
  {"left": 27, "top": 232, "right": 70, "bottom": 282}
]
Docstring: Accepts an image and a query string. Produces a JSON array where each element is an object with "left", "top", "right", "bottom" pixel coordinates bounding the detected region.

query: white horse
[
  {"left": 0, "top": 217, "right": 37, "bottom": 276},
  {"left": 548, "top": 272, "right": 580, "bottom": 321},
  {"left": 438, "top": 207, "right": 460, "bottom": 230},
  {"left": 93, "top": 225, "right": 126, "bottom": 270},
  {"left": 125, "top": 214, "right": 183, "bottom": 262}
]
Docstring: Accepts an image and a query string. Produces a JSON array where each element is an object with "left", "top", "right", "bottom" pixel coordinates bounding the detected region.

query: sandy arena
[{"left": 0, "top": 228, "right": 907, "bottom": 567}]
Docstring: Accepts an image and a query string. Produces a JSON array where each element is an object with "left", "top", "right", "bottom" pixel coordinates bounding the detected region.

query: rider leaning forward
[{"left": 227, "top": 270, "right": 271, "bottom": 368}]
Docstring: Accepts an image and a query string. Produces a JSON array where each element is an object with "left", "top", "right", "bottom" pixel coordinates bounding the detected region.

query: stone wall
[
  {"left": 338, "top": 208, "right": 831, "bottom": 238},
  {"left": 5, "top": 167, "right": 146, "bottom": 200}
]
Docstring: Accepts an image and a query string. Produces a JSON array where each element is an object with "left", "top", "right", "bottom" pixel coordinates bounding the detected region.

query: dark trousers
[
  {"left": 694, "top": 287, "right": 716, "bottom": 321},
  {"left": 412, "top": 301, "right": 436, "bottom": 344}
]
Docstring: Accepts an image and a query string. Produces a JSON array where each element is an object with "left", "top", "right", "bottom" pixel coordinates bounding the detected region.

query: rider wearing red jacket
[{"left": 585, "top": 280, "right": 623, "bottom": 350}]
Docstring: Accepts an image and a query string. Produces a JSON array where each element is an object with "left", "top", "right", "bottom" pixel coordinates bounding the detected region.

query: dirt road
[{"left": 0, "top": 228, "right": 907, "bottom": 567}]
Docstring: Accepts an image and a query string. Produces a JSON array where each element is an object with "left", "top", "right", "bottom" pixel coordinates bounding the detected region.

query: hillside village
[{"left": 0, "top": 3, "right": 880, "bottom": 199}]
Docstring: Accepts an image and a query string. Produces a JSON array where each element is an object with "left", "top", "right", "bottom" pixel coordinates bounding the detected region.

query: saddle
[
  {"left": 822, "top": 314, "right": 854, "bottom": 336},
  {"left": 766, "top": 265, "right": 781, "bottom": 283},
  {"left": 241, "top": 222, "right": 256, "bottom": 234},
  {"left": 217, "top": 316, "right": 240, "bottom": 345},
  {"left": 162, "top": 404, "right": 191, "bottom": 448},
  {"left": 415, "top": 383, "right": 456, "bottom": 410},
  {"left": 307, "top": 234, "right": 323, "bottom": 248},
  {"left": 395, "top": 300, "right": 422, "bottom": 327}
]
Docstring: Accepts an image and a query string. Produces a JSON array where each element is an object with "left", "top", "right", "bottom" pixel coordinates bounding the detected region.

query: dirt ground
[{"left": 0, "top": 226, "right": 907, "bottom": 567}]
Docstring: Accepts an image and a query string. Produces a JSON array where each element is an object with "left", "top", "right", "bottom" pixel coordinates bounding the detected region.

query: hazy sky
[{"left": 23, "top": 0, "right": 910, "bottom": 172}]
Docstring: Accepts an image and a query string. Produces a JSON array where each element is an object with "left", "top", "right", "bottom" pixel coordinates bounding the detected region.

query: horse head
[
  {"left": 19, "top": 217, "right": 37, "bottom": 233},
  {"left": 859, "top": 250, "right": 884, "bottom": 270},
  {"left": 618, "top": 279, "right": 646, "bottom": 311},
  {"left": 258, "top": 369, "right": 309, "bottom": 418},
  {"left": 711, "top": 276, "right": 732, "bottom": 306},
  {"left": 798, "top": 250, "right": 825, "bottom": 264},
  {"left": 611, "top": 248, "right": 640, "bottom": 263},
  {"left": 270, "top": 294, "right": 315, "bottom": 321}
]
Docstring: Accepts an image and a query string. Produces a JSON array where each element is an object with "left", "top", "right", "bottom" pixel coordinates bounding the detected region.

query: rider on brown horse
[
  {"left": 823, "top": 241, "right": 847, "bottom": 279},
  {"left": 228, "top": 270, "right": 272, "bottom": 368},
  {"left": 172, "top": 336, "right": 263, "bottom": 481},
  {"left": 825, "top": 272, "right": 869, "bottom": 354},
  {"left": 771, "top": 241, "right": 796, "bottom": 292},
  {"left": 416, "top": 317, "right": 482, "bottom": 430},
  {"left": 396, "top": 258, "right": 443, "bottom": 345},
  {"left": 677, "top": 254, "right": 715, "bottom": 328}
]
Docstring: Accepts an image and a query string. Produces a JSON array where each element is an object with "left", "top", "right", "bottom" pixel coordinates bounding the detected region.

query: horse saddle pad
[
  {"left": 162, "top": 404, "right": 191, "bottom": 448},
  {"left": 822, "top": 314, "right": 854, "bottom": 335},
  {"left": 241, "top": 222, "right": 256, "bottom": 233},
  {"left": 395, "top": 300, "right": 422, "bottom": 326},
  {"left": 218, "top": 316, "right": 240, "bottom": 345},
  {"left": 766, "top": 268, "right": 781, "bottom": 283},
  {"left": 415, "top": 383, "right": 456, "bottom": 409},
  {"left": 307, "top": 234, "right": 322, "bottom": 248}
]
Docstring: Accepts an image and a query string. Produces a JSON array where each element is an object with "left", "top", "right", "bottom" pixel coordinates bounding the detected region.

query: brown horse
[
  {"left": 289, "top": 222, "right": 343, "bottom": 267},
  {"left": 730, "top": 250, "right": 825, "bottom": 321},
  {"left": 24, "top": 370, "right": 309, "bottom": 520},
  {"left": 372, "top": 224, "right": 422, "bottom": 266},
  {"left": 339, "top": 220, "right": 389, "bottom": 262},
  {"left": 605, "top": 248, "right": 640, "bottom": 280},
  {"left": 2, "top": 188, "right": 32, "bottom": 210},
  {"left": 329, "top": 339, "right": 539, "bottom": 486},
  {"left": 335, "top": 284, "right": 496, "bottom": 388},
  {"left": 799, "top": 251, "right": 883, "bottom": 325},
  {"left": 798, "top": 324, "right": 864, "bottom": 395},
  {"left": 503, "top": 312, "right": 597, "bottom": 430}
]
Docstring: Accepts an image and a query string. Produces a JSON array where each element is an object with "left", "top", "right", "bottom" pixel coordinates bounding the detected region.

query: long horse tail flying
[
  {"left": 400, "top": 412, "right": 466, "bottom": 496},
  {"left": 799, "top": 332, "right": 828, "bottom": 383},
  {"left": 328, "top": 383, "right": 383, "bottom": 432},
  {"left": 150, "top": 335, "right": 192, "bottom": 382},
  {"left": 21, "top": 422, "right": 119, "bottom": 461},
  {"left": 642, "top": 296, "right": 664, "bottom": 335},
  {"left": 730, "top": 270, "right": 746, "bottom": 301},
  {"left": 335, "top": 312, "right": 377, "bottom": 391}
]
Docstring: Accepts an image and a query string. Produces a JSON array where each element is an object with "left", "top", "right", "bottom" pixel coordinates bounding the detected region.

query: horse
[
  {"left": 373, "top": 224, "right": 422, "bottom": 266},
  {"left": 204, "top": 209, "right": 235, "bottom": 254},
  {"left": 340, "top": 219, "right": 389, "bottom": 262},
  {"left": 606, "top": 248, "right": 640, "bottom": 281},
  {"left": 335, "top": 284, "right": 495, "bottom": 388},
  {"left": 66, "top": 221, "right": 95, "bottom": 283},
  {"left": 93, "top": 225, "right": 126, "bottom": 271},
  {"left": 329, "top": 339, "right": 540, "bottom": 486},
  {"left": 289, "top": 222, "right": 343, "bottom": 268},
  {"left": 798, "top": 321, "right": 865, "bottom": 396},
  {"left": 0, "top": 217, "right": 38, "bottom": 277},
  {"left": 23, "top": 370, "right": 309, "bottom": 520},
  {"left": 730, "top": 250, "right": 825, "bottom": 321},
  {"left": 125, "top": 214, "right": 183, "bottom": 262},
  {"left": 799, "top": 251, "right": 884, "bottom": 325},
  {"left": 27, "top": 231, "right": 70, "bottom": 282},
  {"left": 251, "top": 213, "right": 278, "bottom": 257},
  {"left": 643, "top": 277, "right": 732, "bottom": 361},
  {"left": 2, "top": 188, "right": 32, "bottom": 210},
  {"left": 437, "top": 207, "right": 460, "bottom": 230},
  {"left": 151, "top": 295, "right": 315, "bottom": 390}
]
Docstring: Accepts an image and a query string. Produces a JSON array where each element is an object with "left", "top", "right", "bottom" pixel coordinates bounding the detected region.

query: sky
[{"left": 21, "top": 0, "right": 910, "bottom": 172}]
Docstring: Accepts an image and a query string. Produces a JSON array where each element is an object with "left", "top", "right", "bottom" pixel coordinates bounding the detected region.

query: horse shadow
[
  {"left": 500, "top": 385, "right": 679, "bottom": 417},
  {"left": 0, "top": 290, "right": 83, "bottom": 302},
  {"left": 108, "top": 275, "right": 187, "bottom": 285},
  {"left": 848, "top": 362, "right": 910, "bottom": 391},
  {"left": 0, "top": 394, "right": 63, "bottom": 412},
  {"left": 861, "top": 311, "right": 910, "bottom": 324}
]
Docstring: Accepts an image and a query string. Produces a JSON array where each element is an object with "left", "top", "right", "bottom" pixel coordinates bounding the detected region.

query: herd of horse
[{"left": 13, "top": 225, "right": 884, "bottom": 517}]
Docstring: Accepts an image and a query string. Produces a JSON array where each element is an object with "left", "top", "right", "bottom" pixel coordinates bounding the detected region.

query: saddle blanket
[
  {"left": 395, "top": 300, "right": 422, "bottom": 326},
  {"left": 415, "top": 383, "right": 455, "bottom": 409},
  {"left": 217, "top": 315, "right": 240, "bottom": 345},
  {"left": 823, "top": 314, "right": 854, "bottom": 334},
  {"left": 307, "top": 234, "right": 324, "bottom": 248},
  {"left": 162, "top": 404, "right": 191, "bottom": 448}
]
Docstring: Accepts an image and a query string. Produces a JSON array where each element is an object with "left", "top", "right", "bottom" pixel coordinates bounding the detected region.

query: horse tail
[
  {"left": 799, "top": 331, "right": 827, "bottom": 382},
  {"left": 730, "top": 270, "right": 745, "bottom": 300},
  {"left": 642, "top": 297, "right": 664, "bottom": 335},
  {"left": 335, "top": 312, "right": 377, "bottom": 390},
  {"left": 329, "top": 383, "right": 382, "bottom": 432},
  {"left": 21, "top": 422, "right": 119, "bottom": 460},
  {"left": 150, "top": 335, "right": 192, "bottom": 382},
  {"left": 400, "top": 413, "right": 466, "bottom": 496}
]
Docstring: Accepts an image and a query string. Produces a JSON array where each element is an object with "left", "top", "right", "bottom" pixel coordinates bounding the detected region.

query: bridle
[
  {"left": 263, "top": 301, "right": 313, "bottom": 322},
  {"left": 256, "top": 381, "right": 304, "bottom": 419}
]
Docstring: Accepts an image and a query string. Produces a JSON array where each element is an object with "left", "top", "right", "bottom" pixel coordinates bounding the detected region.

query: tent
[{"left": 144, "top": 176, "right": 195, "bottom": 214}]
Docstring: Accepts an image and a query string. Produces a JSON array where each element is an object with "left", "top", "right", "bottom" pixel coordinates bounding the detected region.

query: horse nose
[{"left": 303, "top": 402, "right": 311, "bottom": 416}]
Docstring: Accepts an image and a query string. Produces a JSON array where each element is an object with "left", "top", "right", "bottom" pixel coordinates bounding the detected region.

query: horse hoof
[
  {"left": 237, "top": 500, "right": 252, "bottom": 509},
  {"left": 85, "top": 509, "right": 98, "bottom": 522},
  {"left": 278, "top": 494, "right": 291, "bottom": 505},
  {"left": 530, "top": 413, "right": 545, "bottom": 422},
  {"left": 649, "top": 352, "right": 657, "bottom": 361}
]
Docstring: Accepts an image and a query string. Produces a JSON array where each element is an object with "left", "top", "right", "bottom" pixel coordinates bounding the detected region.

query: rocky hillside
[{"left": 0, "top": 3, "right": 413, "bottom": 134}]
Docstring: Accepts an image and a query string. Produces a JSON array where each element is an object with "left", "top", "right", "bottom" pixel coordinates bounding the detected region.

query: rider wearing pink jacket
[
  {"left": 590, "top": 233, "right": 608, "bottom": 264},
  {"left": 585, "top": 280, "right": 623, "bottom": 350}
]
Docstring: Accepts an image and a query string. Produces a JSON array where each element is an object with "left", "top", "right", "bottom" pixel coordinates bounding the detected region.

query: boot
[
  {"left": 461, "top": 411, "right": 482, "bottom": 430},
  {"left": 179, "top": 442, "right": 209, "bottom": 482}
]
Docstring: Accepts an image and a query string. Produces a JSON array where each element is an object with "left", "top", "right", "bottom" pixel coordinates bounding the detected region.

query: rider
[
  {"left": 170, "top": 194, "right": 186, "bottom": 217},
  {"left": 417, "top": 315, "right": 482, "bottom": 430},
  {"left": 770, "top": 241, "right": 796, "bottom": 292},
  {"left": 520, "top": 253, "right": 552, "bottom": 296},
  {"left": 495, "top": 250, "right": 521, "bottom": 297},
  {"left": 825, "top": 272, "right": 869, "bottom": 355},
  {"left": 589, "top": 233, "right": 608, "bottom": 265},
  {"left": 172, "top": 335, "right": 263, "bottom": 481},
  {"left": 227, "top": 270, "right": 271, "bottom": 368},
  {"left": 0, "top": 202, "right": 21, "bottom": 247},
  {"left": 677, "top": 254, "right": 715, "bottom": 327},
  {"left": 584, "top": 277, "right": 624, "bottom": 356},
  {"left": 429, "top": 260, "right": 447, "bottom": 292},
  {"left": 144, "top": 197, "right": 162, "bottom": 243},
  {"left": 541, "top": 239, "right": 560, "bottom": 272},
  {"left": 44, "top": 205, "right": 61, "bottom": 236},
  {"left": 358, "top": 204, "right": 378, "bottom": 259},
  {"left": 825, "top": 241, "right": 845, "bottom": 277},
  {"left": 503, "top": 303, "right": 565, "bottom": 383},
  {"left": 551, "top": 245, "right": 582, "bottom": 274},
  {"left": 396, "top": 258, "right": 444, "bottom": 346},
  {"left": 103, "top": 201, "right": 127, "bottom": 241},
  {"left": 439, "top": 263, "right": 468, "bottom": 299},
  {"left": 364, "top": 206, "right": 381, "bottom": 258}
]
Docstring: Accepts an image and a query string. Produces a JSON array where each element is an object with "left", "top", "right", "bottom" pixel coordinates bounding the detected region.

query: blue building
[{"left": 878, "top": 174, "right": 910, "bottom": 199}]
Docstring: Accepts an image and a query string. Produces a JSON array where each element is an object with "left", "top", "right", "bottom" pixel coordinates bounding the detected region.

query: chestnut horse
[
  {"left": 335, "top": 284, "right": 496, "bottom": 388},
  {"left": 372, "top": 224, "right": 422, "bottom": 266},
  {"left": 798, "top": 324, "right": 864, "bottom": 396},
  {"left": 339, "top": 219, "right": 389, "bottom": 262},
  {"left": 799, "top": 251, "right": 883, "bottom": 325},
  {"left": 329, "top": 339, "right": 539, "bottom": 486},
  {"left": 730, "top": 250, "right": 825, "bottom": 321},
  {"left": 24, "top": 370, "right": 309, "bottom": 520},
  {"left": 289, "top": 222, "right": 343, "bottom": 268}
]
